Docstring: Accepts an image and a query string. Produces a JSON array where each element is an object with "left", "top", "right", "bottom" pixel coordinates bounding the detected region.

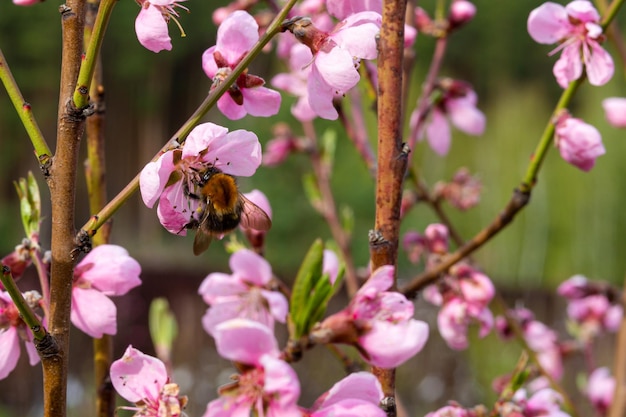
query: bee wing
[
  {"left": 193, "top": 228, "right": 213, "bottom": 256},
  {"left": 239, "top": 195, "right": 272, "bottom": 231}
]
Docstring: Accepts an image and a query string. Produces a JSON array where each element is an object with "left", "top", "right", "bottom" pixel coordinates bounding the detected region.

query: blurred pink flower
[
  {"left": 449, "top": 0, "right": 476, "bottom": 29},
  {"left": 523, "top": 388, "right": 571, "bottom": 417},
  {"left": 135, "top": 0, "right": 187, "bottom": 53},
  {"left": 0, "top": 291, "right": 39, "bottom": 379},
  {"left": 111, "top": 345, "right": 187, "bottom": 416},
  {"left": 198, "top": 249, "right": 287, "bottom": 336},
  {"left": 139, "top": 122, "right": 262, "bottom": 234},
  {"left": 71, "top": 245, "right": 141, "bottom": 338},
  {"left": 602, "top": 97, "right": 626, "bottom": 128},
  {"left": 433, "top": 167, "right": 483, "bottom": 211},
  {"left": 12, "top": 0, "right": 41, "bottom": 5},
  {"left": 586, "top": 367, "right": 614, "bottom": 415},
  {"left": 313, "top": 265, "right": 429, "bottom": 368},
  {"left": 528, "top": 1, "right": 614, "bottom": 88},
  {"left": 554, "top": 114, "right": 605, "bottom": 172},
  {"left": 204, "top": 319, "right": 301, "bottom": 417},
  {"left": 202, "top": 11, "right": 281, "bottom": 120},
  {"left": 410, "top": 80, "right": 485, "bottom": 156},
  {"left": 425, "top": 404, "right": 470, "bottom": 417}
]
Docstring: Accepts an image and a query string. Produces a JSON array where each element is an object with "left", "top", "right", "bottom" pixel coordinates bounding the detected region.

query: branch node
[
  {"left": 35, "top": 333, "right": 60, "bottom": 359},
  {"left": 58, "top": 4, "right": 73, "bottom": 17},
  {"left": 38, "top": 154, "right": 52, "bottom": 178},
  {"left": 71, "top": 229, "right": 93, "bottom": 260},
  {"left": 368, "top": 229, "right": 387, "bottom": 245},
  {"left": 380, "top": 396, "right": 396, "bottom": 417}
]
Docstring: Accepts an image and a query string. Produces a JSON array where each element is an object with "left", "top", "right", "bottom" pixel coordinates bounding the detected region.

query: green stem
[
  {"left": 1, "top": 266, "right": 47, "bottom": 342},
  {"left": 73, "top": 0, "right": 117, "bottom": 109},
  {"left": 79, "top": 0, "right": 298, "bottom": 236},
  {"left": 521, "top": 79, "right": 581, "bottom": 191},
  {"left": 0, "top": 48, "right": 52, "bottom": 163},
  {"left": 601, "top": 0, "right": 626, "bottom": 30}
]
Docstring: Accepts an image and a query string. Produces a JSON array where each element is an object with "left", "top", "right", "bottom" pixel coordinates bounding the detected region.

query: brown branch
[
  {"left": 401, "top": 186, "right": 530, "bottom": 298},
  {"left": 370, "top": 0, "right": 409, "bottom": 409},
  {"left": 44, "top": 2, "right": 86, "bottom": 417}
]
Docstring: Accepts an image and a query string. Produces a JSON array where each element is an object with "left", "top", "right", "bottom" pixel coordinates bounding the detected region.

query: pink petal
[
  {"left": 135, "top": 4, "right": 172, "bottom": 53},
  {"left": 71, "top": 287, "right": 117, "bottom": 338},
  {"left": 260, "top": 290, "right": 289, "bottom": 323},
  {"left": 585, "top": 42, "right": 614, "bottom": 87},
  {"left": 359, "top": 319, "right": 429, "bottom": 368},
  {"left": 213, "top": 319, "right": 279, "bottom": 365},
  {"left": 215, "top": 11, "right": 259, "bottom": 64},
  {"left": 326, "top": 0, "right": 382, "bottom": 19},
  {"left": 447, "top": 96, "right": 486, "bottom": 136},
  {"left": 243, "top": 190, "right": 273, "bottom": 219},
  {"left": 426, "top": 109, "right": 452, "bottom": 156},
  {"left": 332, "top": 12, "right": 381, "bottom": 60},
  {"left": 603, "top": 97, "right": 626, "bottom": 128},
  {"left": 78, "top": 245, "right": 141, "bottom": 295},
  {"left": 156, "top": 187, "right": 194, "bottom": 234},
  {"left": 201, "top": 301, "right": 248, "bottom": 336},
  {"left": 553, "top": 42, "right": 583, "bottom": 88},
  {"left": 313, "top": 400, "right": 387, "bottom": 417},
  {"left": 356, "top": 265, "right": 394, "bottom": 299},
  {"left": 242, "top": 87, "right": 282, "bottom": 117},
  {"left": 314, "top": 47, "right": 360, "bottom": 93},
  {"left": 24, "top": 339, "right": 39, "bottom": 366},
  {"left": 182, "top": 122, "right": 230, "bottom": 159},
  {"left": 199, "top": 273, "right": 247, "bottom": 304},
  {"left": 110, "top": 345, "right": 168, "bottom": 403},
  {"left": 319, "top": 372, "right": 383, "bottom": 409},
  {"left": 556, "top": 117, "right": 605, "bottom": 171},
  {"left": 0, "top": 327, "right": 20, "bottom": 379},
  {"left": 527, "top": 2, "right": 571, "bottom": 44},
  {"left": 292, "top": 97, "right": 318, "bottom": 122},
  {"left": 260, "top": 355, "right": 301, "bottom": 406},
  {"left": 307, "top": 68, "right": 338, "bottom": 120},
  {"left": 202, "top": 128, "right": 262, "bottom": 176},
  {"left": 139, "top": 150, "right": 176, "bottom": 208},
  {"left": 201, "top": 46, "right": 219, "bottom": 78},
  {"left": 217, "top": 94, "right": 248, "bottom": 120},
  {"left": 322, "top": 250, "right": 340, "bottom": 284},
  {"left": 230, "top": 249, "right": 272, "bottom": 286},
  {"left": 565, "top": 0, "right": 600, "bottom": 23}
]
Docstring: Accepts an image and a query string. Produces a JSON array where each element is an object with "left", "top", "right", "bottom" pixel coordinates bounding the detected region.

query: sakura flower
[
  {"left": 283, "top": 12, "right": 382, "bottom": 120},
  {"left": 449, "top": 0, "right": 477, "bottom": 30},
  {"left": 586, "top": 367, "right": 614, "bottom": 415},
  {"left": 424, "top": 263, "right": 494, "bottom": 350},
  {"left": 0, "top": 291, "right": 40, "bottom": 379},
  {"left": 139, "top": 122, "right": 262, "bottom": 235},
  {"left": 311, "top": 265, "right": 429, "bottom": 368},
  {"left": 1, "top": 242, "right": 32, "bottom": 283},
  {"left": 602, "top": 97, "right": 626, "bottom": 128},
  {"left": 198, "top": 249, "right": 288, "bottom": 336},
  {"left": 135, "top": 0, "right": 188, "bottom": 53},
  {"left": 528, "top": 1, "right": 614, "bottom": 88},
  {"left": 554, "top": 113, "right": 605, "bottom": 172},
  {"left": 410, "top": 79, "right": 485, "bottom": 156},
  {"left": 12, "top": 0, "right": 41, "bottom": 5},
  {"left": 308, "top": 372, "right": 386, "bottom": 417},
  {"left": 203, "top": 319, "right": 301, "bottom": 417},
  {"left": 202, "top": 11, "right": 281, "bottom": 120},
  {"left": 524, "top": 388, "right": 571, "bottom": 417},
  {"left": 241, "top": 189, "right": 273, "bottom": 251},
  {"left": 433, "top": 167, "right": 482, "bottom": 211},
  {"left": 71, "top": 245, "right": 141, "bottom": 338},
  {"left": 111, "top": 345, "right": 187, "bottom": 416}
]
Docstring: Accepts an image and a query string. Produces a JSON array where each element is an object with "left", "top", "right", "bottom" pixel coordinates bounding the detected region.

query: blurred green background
[{"left": 0, "top": 0, "right": 625, "bottom": 416}]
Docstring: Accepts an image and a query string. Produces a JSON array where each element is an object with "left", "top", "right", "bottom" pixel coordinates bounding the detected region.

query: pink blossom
[
  {"left": 12, "top": 0, "right": 41, "bottom": 5},
  {"left": 312, "top": 265, "right": 429, "bottom": 368},
  {"left": 283, "top": 12, "right": 381, "bottom": 120},
  {"left": 139, "top": 122, "right": 262, "bottom": 234},
  {"left": 528, "top": 1, "right": 614, "bottom": 88},
  {"left": 271, "top": 43, "right": 318, "bottom": 122},
  {"left": 308, "top": 372, "right": 385, "bottom": 417},
  {"left": 449, "top": 0, "right": 476, "bottom": 29},
  {"left": 202, "top": 11, "right": 281, "bottom": 120},
  {"left": 322, "top": 249, "right": 340, "bottom": 285},
  {"left": 410, "top": 80, "right": 485, "bottom": 156},
  {"left": 433, "top": 167, "right": 482, "bottom": 211},
  {"left": 198, "top": 249, "right": 287, "bottom": 336},
  {"left": 71, "top": 245, "right": 141, "bottom": 338},
  {"left": 135, "top": 0, "right": 187, "bottom": 53},
  {"left": 557, "top": 274, "right": 589, "bottom": 299},
  {"left": 204, "top": 319, "right": 301, "bottom": 417},
  {"left": 524, "top": 321, "right": 563, "bottom": 380},
  {"left": 425, "top": 404, "right": 470, "bottom": 417},
  {"left": 525, "top": 388, "right": 571, "bottom": 417},
  {"left": 437, "top": 297, "right": 493, "bottom": 350},
  {"left": 602, "top": 97, "right": 626, "bottom": 128},
  {"left": 555, "top": 114, "right": 605, "bottom": 171},
  {"left": 586, "top": 367, "right": 614, "bottom": 415},
  {"left": 0, "top": 291, "right": 39, "bottom": 379},
  {"left": 111, "top": 345, "right": 187, "bottom": 416},
  {"left": 1, "top": 243, "right": 32, "bottom": 283}
]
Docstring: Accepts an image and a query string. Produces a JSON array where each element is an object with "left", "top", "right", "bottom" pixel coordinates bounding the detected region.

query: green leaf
[
  {"left": 289, "top": 239, "right": 324, "bottom": 339},
  {"left": 13, "top": 171, "right": 41, "bottom": 239},
  {"left": 339, "top": 205, "right": 354, "bottom": 237},
  {"left": 149, "top": 298, "right": 178, "bottom": 362},
  {"left": 320, "top": 129, "right": 337, "bottom": 171},
  {"left": 302, "top": 173, "right": 322, "bottom": 210}
]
